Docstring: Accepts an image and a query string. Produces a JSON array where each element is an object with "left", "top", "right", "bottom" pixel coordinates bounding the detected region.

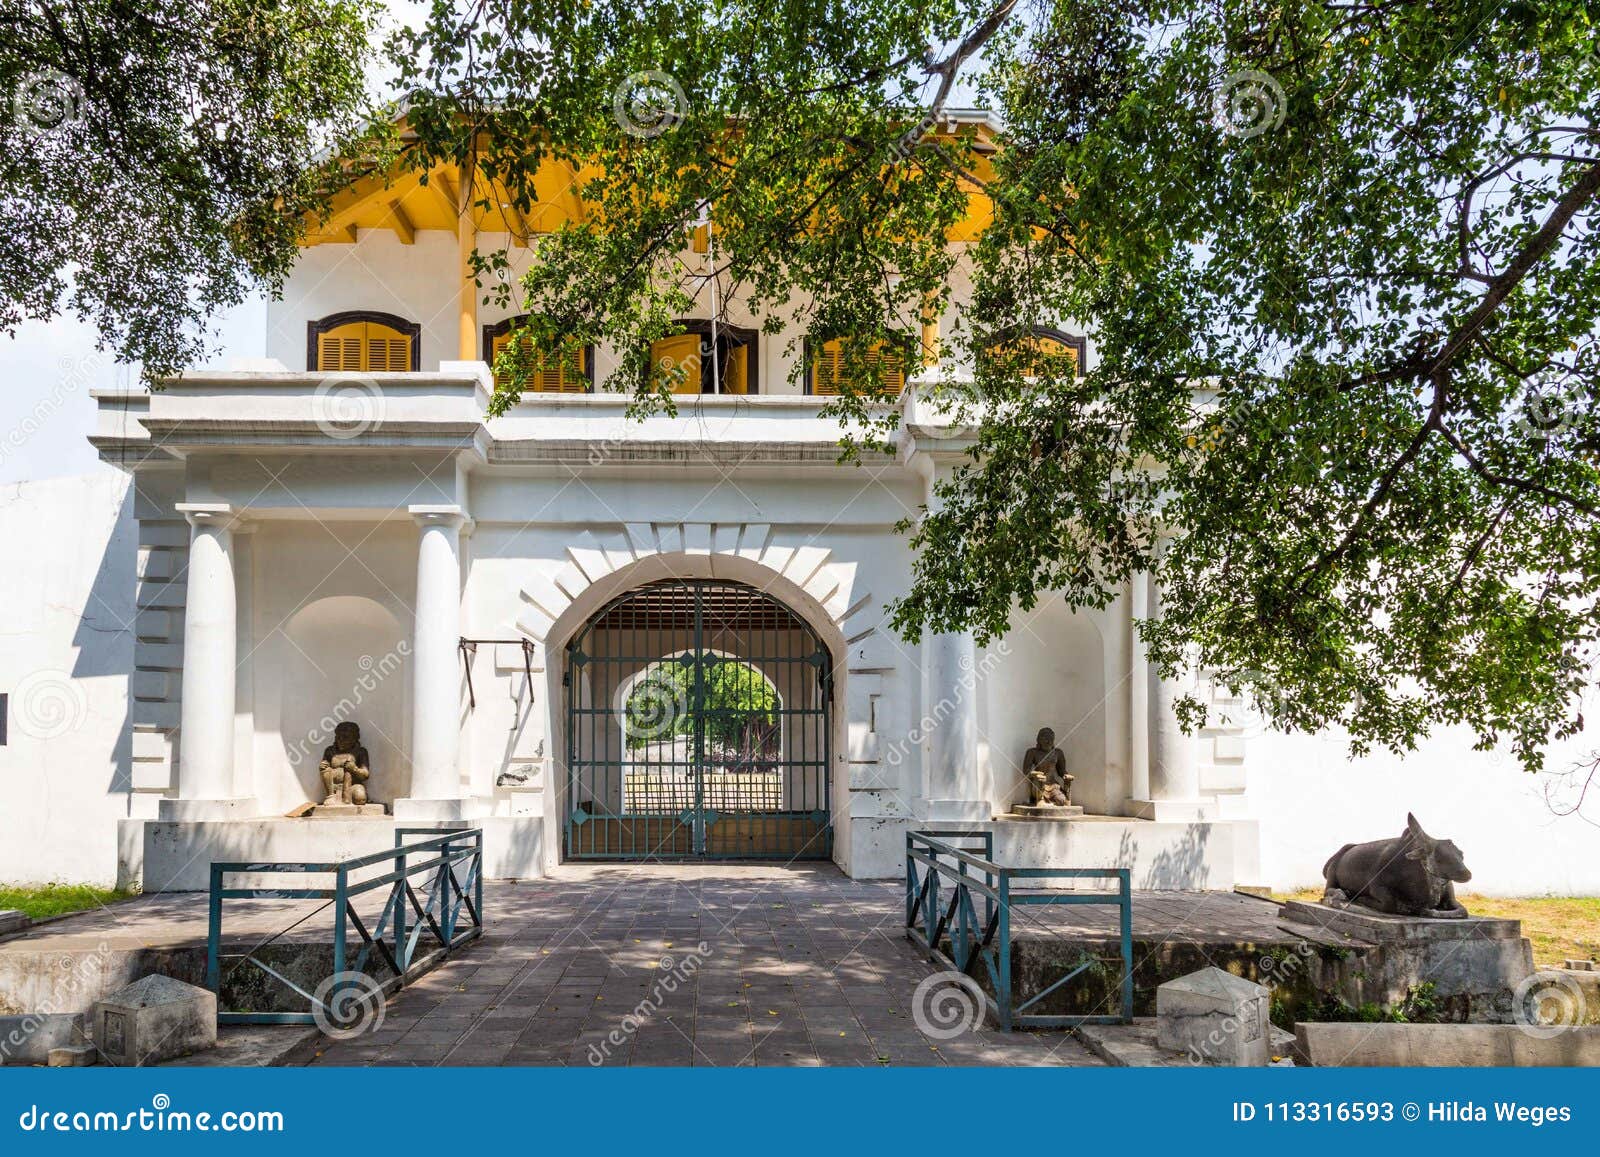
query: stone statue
[
  {"left": 1322, "top": 812, "right": 1472, "bottom": 919},
  {"left": 1022, "top": 727, "right": 1074, "bottom": 808},
  {"left": 319, "top": 721, "right": 372, "bottom": 807}
]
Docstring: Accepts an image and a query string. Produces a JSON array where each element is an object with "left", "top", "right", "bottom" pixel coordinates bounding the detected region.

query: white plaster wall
[
  {"left": 247, "top": 520, "right": 420, "bottom": 815},
  {"left": 1253, "top": 724, "right": 1600, "bottom": 895},
  {"left": 268, "top": 231, "right": 1099, "bottom": 392},
  {"left": 980, "top": 600, "right": 1121, "bottom": 816},
  {"left": 0, "top": 470, "right": 136, "bottom": 885}
]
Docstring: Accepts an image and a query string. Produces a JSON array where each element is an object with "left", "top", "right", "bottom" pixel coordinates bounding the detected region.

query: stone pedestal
[
  {"left": 1279, "top": 899, "right": 1533, "bottom": 1022},
  {"left": 1156, "top": 966, "right": 1271, "bottom": 1066},
  {"left": 1010, "top": 804, "right": 1085, "bottom": 821},
  {"left": 93, "top": 974, "right": 216, "bottom": 1066},
  {"left": 309, "top": 803, "right": 387, "bottom": 818}
]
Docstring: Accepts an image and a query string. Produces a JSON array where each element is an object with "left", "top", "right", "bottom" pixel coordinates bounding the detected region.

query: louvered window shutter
[
  {"left": 810, "top": 338, "right": 904, "bottom": 395},
  {"left": 491, "top": 330, "right": 588, "bottom": 392},
  {"left": 316, "top": 320, "right": 413, "bottom": 372}
]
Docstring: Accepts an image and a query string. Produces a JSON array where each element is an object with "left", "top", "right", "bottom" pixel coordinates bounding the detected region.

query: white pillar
[
  {"left": 1133, "top": 573, "right": 1210, "bottom": 821},
  {"left": 161, "top": 503, "right": 253, "bottom": 820},
  {"left": 395, "top": 505, "right": 470, "bottom": 819},
  {"left": 919, "top": 629, "right": 992, "bottom": 822},
  {"left": 1127, "top": 572, "right": 1151, "bottom": 807}
]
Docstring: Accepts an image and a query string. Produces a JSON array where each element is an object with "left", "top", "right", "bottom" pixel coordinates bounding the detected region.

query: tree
[
  {"left": 0, "top": 0, "right": 380, "bottom": 379},
  {"left": 402, "top": 1, "right": 1600, "bottom": 770},
  {"left": 624, "top": 655, "right": 778, "bottom": 755}
]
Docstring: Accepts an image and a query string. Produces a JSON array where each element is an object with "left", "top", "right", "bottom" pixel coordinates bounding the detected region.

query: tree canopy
[
  {"left": 0, "top": 0, "right": 379, "bottom": 378},
  {"left": 397, "top": 0, "right": 1599, "bottom": 772},
  {"left": 624, "top": 655, "right": 779, "bottom": 754}
]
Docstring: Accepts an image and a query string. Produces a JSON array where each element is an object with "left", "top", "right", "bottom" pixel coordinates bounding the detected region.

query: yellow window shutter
[
  {"left": 317, "top": 322, "right": 366, "bottom": 373},
  {"left": 317, "top": 320, "right": 412, "bottom": 372},
  {"left": 721, "top": 342, "right": 749, "bottom": 394},
  {"left": 492, "top": 330, "right": 589, "bottom": 393},
  {"left": 865, "top": 343, "right": 906, "bottom": 394},
  {"left": 810, "top": 339, "right": 844, "bottom": 395},
  {"left": 651, "top": 333, "right": 703, "bottom": 394},
  {"left": 1022, "top": 333, "right": 1077, "bottom": 378},
  {"left": 810, "top": 338, "right": 904, "bottom": 395}
]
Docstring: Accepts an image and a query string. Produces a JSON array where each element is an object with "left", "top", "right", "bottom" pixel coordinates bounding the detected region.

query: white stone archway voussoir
[{"left": 513, "top": 522, "right": 900, "bottom": 875}]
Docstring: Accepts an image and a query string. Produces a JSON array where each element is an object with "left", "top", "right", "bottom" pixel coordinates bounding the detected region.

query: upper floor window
[
  {"left": 483, "top": 317, "right": 593, "bottom": 393},
  {"left": 647, "top": 321, "right": 758, "bottom": 394},
  {"left": 307, "top": 311, "right": 421, "bottom": 373},
  {"left": 985, "top": 326, "right": 1087, "bottom": 379},
  {"left": 804, "top": 335, "right": 912, "bottom": 396}
]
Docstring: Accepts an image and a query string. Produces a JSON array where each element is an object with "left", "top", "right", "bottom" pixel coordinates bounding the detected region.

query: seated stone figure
[
  {"left": 319, "top": 721, "right": 372, "bottom": 806},
  {"left": 1022, "top": 727, "right": 1074, "bottom": 807}
]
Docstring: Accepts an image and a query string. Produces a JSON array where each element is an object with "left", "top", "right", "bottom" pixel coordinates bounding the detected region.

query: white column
[
  {"left": 919, "top": 629, "right": 992, "bottom": 822},
  {"left": 1126, "top": 572, "right": 1151, "bottom": 806},
  {"left": 1134, "top": 573, "right": 1210, "bottom": 821},
  {"left": 395, "top": 505, "right": 470, "bottom": 819},
  {"left": 161, "top": 503, "right": 253, "bottom": 821}
]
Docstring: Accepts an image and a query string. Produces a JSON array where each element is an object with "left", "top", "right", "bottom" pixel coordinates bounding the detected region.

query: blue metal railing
[
  {"left": 905, "top": 830, "right": 1133, "bottom": 1031},
  {"left": 206, "top": 827, "right": 484, "bottom": 1025}
]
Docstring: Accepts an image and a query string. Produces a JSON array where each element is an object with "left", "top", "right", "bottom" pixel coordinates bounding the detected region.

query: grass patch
[
  {"left": 1277, "top": 889, "right": 1600, "bottom": 966},
  {"left": 0, "top": 883, "right": 135, "bottom": 921}
]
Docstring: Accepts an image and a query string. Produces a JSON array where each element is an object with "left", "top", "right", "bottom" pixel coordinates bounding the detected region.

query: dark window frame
[
  {"left": 481, "top": 316, "right": 596, "bottom": 391},
  {"left": 306, "top": 310, "right": 422, "bottom": 372},
  {"left": 980, "top": 325, "right": 1088, "bottom": 378},
  {"left": 647, "top": 319, "right": 761, "bottom": 395}
]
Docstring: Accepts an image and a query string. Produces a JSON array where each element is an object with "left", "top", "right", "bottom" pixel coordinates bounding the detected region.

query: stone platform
[
  {"left": 1278, "top": 900, "right": 1533, "bottom": 1022},
  {"left": 119, "top": 814, "right": 543, "bottom": 892}
]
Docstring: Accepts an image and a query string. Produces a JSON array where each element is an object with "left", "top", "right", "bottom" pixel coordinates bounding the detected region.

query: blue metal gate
[{"left": 564, "top": 579, "right": 833, "bottom": 860}]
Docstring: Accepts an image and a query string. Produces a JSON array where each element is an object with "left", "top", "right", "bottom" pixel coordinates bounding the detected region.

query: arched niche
[
  {"left": 982, "top": 604, "right": 1110, "bottom": 813},
  {"left": 278, "top": 595, "right": 409, "bottom": 807}
]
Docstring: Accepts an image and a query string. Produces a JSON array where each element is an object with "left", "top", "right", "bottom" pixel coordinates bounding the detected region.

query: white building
[{"left": 2, "top": 139, "right": 1596, "bottom": 894}]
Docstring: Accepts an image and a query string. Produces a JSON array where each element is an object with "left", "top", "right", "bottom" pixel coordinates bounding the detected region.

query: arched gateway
[{"left": 563, "top": 579, "right": 834, "bottom": 860}]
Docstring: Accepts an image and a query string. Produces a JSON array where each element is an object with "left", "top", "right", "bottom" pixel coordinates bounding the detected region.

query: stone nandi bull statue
[{"left": 1322, "top": 813, "right": 1472, "bottom": 919}]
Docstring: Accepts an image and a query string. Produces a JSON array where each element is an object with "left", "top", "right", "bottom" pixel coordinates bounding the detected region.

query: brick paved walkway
[{"left": 305, "top": 864, "right": 1105, "bottom": 1067}]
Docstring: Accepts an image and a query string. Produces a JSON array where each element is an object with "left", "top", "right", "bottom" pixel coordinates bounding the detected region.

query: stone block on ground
[
  {"left": 0, "top": 1013, "right": 91, "bottom": 1065},
  {"left": 0, "top": 910, "right": 28, "bottom": 938},
  {"left": 1156, "top": 965, "right": 1271, "bottom": 1066},
  {"left": 1294, "top": 1022, "right": 1600, "bottom": 1067},
  {"left": 47, "top": 1045, "right": 96, "bottom": 1067},
  {"left": 92, "top": 974, "right": 216, "bottom": 1066}
]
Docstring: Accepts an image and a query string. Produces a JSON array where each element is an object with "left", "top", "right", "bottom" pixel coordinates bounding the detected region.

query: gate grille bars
[
  {"left": 206, "top": 827, "right": 483, "bottom": 1025},
  {"left": 564, "top": 579, "right": 834, "bottom": 860},
  {"left": 905, "top": 830, "right": 1134, "bottom": 1031}
]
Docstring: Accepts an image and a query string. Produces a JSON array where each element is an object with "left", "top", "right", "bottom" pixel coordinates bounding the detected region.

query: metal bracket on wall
[{"left": 457, "top": 637, "right": 536, "bottom": 711}]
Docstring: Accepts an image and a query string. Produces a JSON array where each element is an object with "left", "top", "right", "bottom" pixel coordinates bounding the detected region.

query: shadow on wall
[
  {"left": 1116, "top": 823, "right": 1215, "bottom": 890},
  {"left": 69, "top": 477, "right": 137, "bottom": 800}
]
